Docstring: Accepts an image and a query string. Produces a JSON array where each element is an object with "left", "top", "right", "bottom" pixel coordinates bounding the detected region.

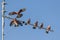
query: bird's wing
[
  {"left": 9, "top": 12, "right": 17, "bottom": 15},
  {"left": 18, "top": 8, "right": 26, "bottom": 13},
  {"left": 10, "top": 21, "right": 14, "bottom": 26},
  {"left": 17, "top": 20, "right": 23, "bottom": 26},
  {"left": 18, "top": 9, "right": 22, "bottom": 13}
]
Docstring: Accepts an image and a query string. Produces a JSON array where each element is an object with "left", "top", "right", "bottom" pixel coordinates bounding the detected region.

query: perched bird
[
  {"left": 39, "top": 23, "right": 43, "bottom": 29},
  {"left": 46, "top": 25, "right": 51, "bottom": 34},
  {"left": 24, "top": 18, "right": 31, "bottom": 25},
  {"left": 27, "top": 18, "right": 31, "bottom": 24},
  {"left": 10, "top": 18, "right": 23, "bottom": 27},
  {"left": 9, "top": 8, "right": 26, "bottom": 18},
  {"left": 33, "top": 21, "right": 38, "bottom": 29}
]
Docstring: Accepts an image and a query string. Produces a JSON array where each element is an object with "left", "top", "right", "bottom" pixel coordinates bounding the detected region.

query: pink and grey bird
[
  {"left": 27, "top": 18, "right": 31, "bottom": 24},
  {"left": 33, "top": 21, "right": 38, "bottom": 29},
  {"left": 46, "top": 25, "right": 51, "bottom": 33},
  {"left": 39, "top": 23, "right": 43, "bottom": 29},
  {"left": 24, "top": 18, "right": 31, "bottom": 25}
]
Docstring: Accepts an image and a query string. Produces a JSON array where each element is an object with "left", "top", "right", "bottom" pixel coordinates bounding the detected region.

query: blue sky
[{"left": 0, "top": 0, "right": 60, "bottom": 40}]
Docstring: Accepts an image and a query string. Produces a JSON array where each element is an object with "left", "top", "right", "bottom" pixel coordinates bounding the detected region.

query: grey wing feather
[
  {"left": 18, "top": 8, "right": 26, "bottom": 13},
  {"left": 9, "top": 12, "right": 17, "bottom": 15},
  {"left": 17, "top": 20, "right": 23, "bottom": 26}
]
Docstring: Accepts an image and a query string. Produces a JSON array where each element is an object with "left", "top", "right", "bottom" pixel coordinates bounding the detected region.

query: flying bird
[
  {"left": 9, "top": 8, "right": 26, "bottom": 18},
  {"left": 33, "top": 21, "right": 38, "bottom": 29},
  {"left": 10, "top": 18, "right": 23, "bottom": 27}
]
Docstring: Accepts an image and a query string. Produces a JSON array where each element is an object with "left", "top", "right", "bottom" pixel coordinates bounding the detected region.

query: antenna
[
  {"left": 2, "top": 0, "right": 6, "bottom": 40},
  {"left": 1, "top": 0, "right": 54, "bottom": 40}
]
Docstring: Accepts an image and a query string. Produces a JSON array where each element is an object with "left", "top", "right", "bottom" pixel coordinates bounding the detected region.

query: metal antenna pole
[{"left": 2, "top": 0, "right": 6, "bottom": 40}]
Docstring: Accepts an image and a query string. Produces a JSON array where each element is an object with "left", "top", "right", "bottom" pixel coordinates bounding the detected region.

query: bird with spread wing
[
  {"left": 9, "top": 8, "right": 26, "bottom": 18},
  {"left": 10, "top": 18, "right": 23, "bottom": 27}
]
